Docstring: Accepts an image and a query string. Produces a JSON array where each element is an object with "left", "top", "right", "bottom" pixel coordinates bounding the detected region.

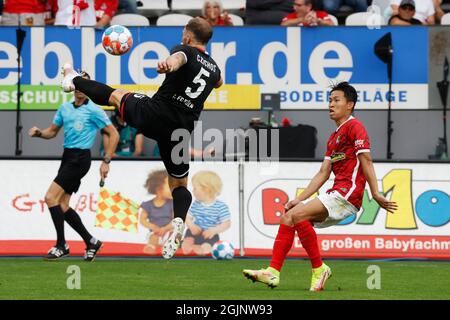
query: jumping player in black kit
[{"left": 60, "top": 17, "right": 223, "bottom": 259}]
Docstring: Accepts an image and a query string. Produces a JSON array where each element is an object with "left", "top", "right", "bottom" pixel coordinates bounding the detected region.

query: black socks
[
  {"left": 64, "top": 208, "right": 94, "bottom": 246},
  {"left": 172, "top": 186, "right": 193, "bottom": 221},
  {"left": 73, "top": 76, "right": 115, "bottom": 106},
  {"left": 49, "top": 206, "right": 66, "bottom": 248}
]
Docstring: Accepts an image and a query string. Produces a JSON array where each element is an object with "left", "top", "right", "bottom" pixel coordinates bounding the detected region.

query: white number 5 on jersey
[{"left": 185, "top": 67, "right": 210, "bottom": 99}]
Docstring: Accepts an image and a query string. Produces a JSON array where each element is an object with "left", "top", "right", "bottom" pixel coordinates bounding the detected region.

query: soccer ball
[
  {"left": 102, "top": 25, "right": 133, "bottom": 56},
  {"left": 211, "top": 240, "right": 235, "bottom": 260}
]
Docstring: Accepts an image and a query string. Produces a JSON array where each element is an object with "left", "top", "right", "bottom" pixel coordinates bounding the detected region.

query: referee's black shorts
[
  {"left": 54, "top": 148, "right": 91, "bottom": 194},
  {"left": 119, "top": 93, "right": 196, "bottom": 179}
]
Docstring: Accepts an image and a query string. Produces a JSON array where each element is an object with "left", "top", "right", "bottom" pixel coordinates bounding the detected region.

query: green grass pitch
[{"left": 0, "top": 258, "right": 449, "bottom": 300}]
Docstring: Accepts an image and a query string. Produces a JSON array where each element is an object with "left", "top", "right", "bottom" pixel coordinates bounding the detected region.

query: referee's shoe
[
  {"left": 84, "top": 240, "right": 103, "bottom": 262},
  {"left": 44, "top": 244, "right": 70, "bottom": 261}
]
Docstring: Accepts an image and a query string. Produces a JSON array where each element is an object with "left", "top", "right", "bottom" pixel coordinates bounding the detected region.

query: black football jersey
[{"left": 153, "top": 44, "right": 221, "bottom": 118}]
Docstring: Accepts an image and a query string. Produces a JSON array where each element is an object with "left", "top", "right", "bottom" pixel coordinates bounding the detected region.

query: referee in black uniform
[
  {"left": 61, "top": 17, "right": 223, "bottom": 259},
  {"left": 29, "top": 71, "right": 119, "bottom": 261}
]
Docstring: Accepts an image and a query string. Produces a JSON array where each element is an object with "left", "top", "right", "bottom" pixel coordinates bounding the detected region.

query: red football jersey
[
  {"left": 281, "top": 10, "right": 331, "bottom": 26},
  {"left": 324, "top": 116, "right": 371, "bottom": 209},
  {"left": 4, "top": 0, "right": 47, "bottom": 14},
  {"left": 95, "top": 0, "right": 118, "bottom": 22}
]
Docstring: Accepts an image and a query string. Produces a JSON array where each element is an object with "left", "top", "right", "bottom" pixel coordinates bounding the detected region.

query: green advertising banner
[{"left": 0, "top": 86, "right": 74, "bottom": 110}]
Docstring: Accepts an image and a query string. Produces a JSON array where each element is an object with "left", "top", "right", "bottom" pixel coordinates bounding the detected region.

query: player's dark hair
[
  {"left": 144, "top": 170, "right": 168, "bottom": 194},
  {"left": 330, "top": 81, "right": 358, "bottom": 110},
  {"left": 186, "top": 17, "right": 213, "bottom": 45}
]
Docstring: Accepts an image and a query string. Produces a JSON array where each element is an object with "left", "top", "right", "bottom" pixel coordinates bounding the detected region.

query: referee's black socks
[
  {"left": 73, "top": 76, "right": 115, "bottom": 106},
  {"left": 49, "top": 206, "right": 66, "bottom": 248},
  {"left": 172, "top": 186, "right": 192, "bottom": 221},
  {"left": 64, "top": 208, "right": 95, "bottom": 246}
]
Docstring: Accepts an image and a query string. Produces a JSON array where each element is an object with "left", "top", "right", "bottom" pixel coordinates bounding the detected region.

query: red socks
[
  {"left": 269, "top": 221, "right": 323, "bottom": 272},
  {"left": 269, "top": 224, "right": 295, "bottom": 272},
  {"left": 295, "top": 221, "right": 322, "bottom": 268}
]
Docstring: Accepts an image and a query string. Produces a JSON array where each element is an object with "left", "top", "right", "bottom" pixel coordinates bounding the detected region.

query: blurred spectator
[
  {"left": 281, "top": 0, "right": 335, "bottom": 26},
  {"left": 100, "top": 110, "right": 144, "bottom": 157},
  {"left": 322, "top": 0, "right": 367, "bottom": 14},
  {"left": 433, "top": 0, "right": 445, "bottom": 24},
  {"left": 95, "top": 0, "right": 118, "bottom": 28},
  {"left": 0, "top": 0, "right": 3, "bottom": 24},
  {"left": 1, "top": 0, "right": 48, "bottom": 25},
  {"left": 388, "top": 0, "right": 422, "bottom": 25},
  {"left": 201, "top": 0, "right": 233, "bottom": 26},
  {"left": 245, "top": 0, "right": 294, "bottom": 25},
  {"left": 116, "top": 0, "right": 137, "bottom": 14},
  {"left": 390, "top": 0, "right": 435, "bottom": 24},
  {"left": 322, "top": 0, "right": 367, "bottom": 15},
  {"left": 53, "top": 0, "right": 96, "bottom": 26},
  {"left": 44, "top": 0, "right": 57, "bottom": 25}
]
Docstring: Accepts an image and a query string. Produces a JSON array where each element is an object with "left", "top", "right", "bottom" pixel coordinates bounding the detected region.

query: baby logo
[{"left": 247, "top": 169, "right": 450, "bottom": 237}]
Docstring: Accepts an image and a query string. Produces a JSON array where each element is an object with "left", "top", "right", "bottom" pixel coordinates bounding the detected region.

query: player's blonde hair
[{"left": 192, "top": 171, "right": 223, "bottom": 197}]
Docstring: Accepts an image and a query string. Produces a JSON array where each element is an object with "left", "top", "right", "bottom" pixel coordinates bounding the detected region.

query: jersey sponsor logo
[
  {"left": 336, "top": 136, "right": 341, "bottom": 144},
  {"left": 355, "top": 139, "right": 365, "bottom": 147},
  {"left": 331, "top": 152, "right": 346, "bottom": 163},
  {"left": 133, "top": 94, "right": 145, "bottom": 99}
]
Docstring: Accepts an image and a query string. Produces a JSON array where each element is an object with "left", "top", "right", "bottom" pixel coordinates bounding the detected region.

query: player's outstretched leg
[{"left": 61, "top": 63, "right": 117, "bottom": 108}]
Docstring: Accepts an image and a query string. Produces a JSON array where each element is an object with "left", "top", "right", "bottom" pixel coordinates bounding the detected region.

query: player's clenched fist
[
  {"left": 157, "top": 60, "right": 173, "bottom": 74},
  {"left": 28, "top": 126, "right": 42, "bottom": 137}
]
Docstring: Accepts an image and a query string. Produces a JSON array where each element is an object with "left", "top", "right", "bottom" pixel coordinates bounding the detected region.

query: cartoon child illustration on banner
[
  {"left": 182, "top": 170, "right": 231, "bottom": 256},
  {"left": 139, "top": 170, "right": 174, "bottom": 255}
]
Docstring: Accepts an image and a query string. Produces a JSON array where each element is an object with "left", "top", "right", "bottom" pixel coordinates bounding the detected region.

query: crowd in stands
[{"left": 0, "top": 0, "right": 450, "bottom": 26}]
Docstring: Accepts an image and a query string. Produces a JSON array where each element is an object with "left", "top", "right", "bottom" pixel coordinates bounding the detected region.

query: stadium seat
[
  {"left": 345, "top": 12, "right": 386, "bottom": 26},
  {"left": 228, "top": 13, "right": 244, "bottom": 26},
  {"left": 371, "top": 0, "right": 391, "bottom": 13},
  {"left": 137, "top": 0, "right": 170, "bottom": 18},
  {"left": 441, "top": 12, "right": 450, "bottom": 25},
  {"left": 156, "top": 13, "right": 194, "bottom": 26},
  {"left": 328, "top": 14, "right": 339, "bottom": 26},
  {"left": 370, "top": 0, "right": 392, "bottom": 20},
  {"left": 222, "top": 0, "right": 246, "bottom": 11},
  {"left": 171, "top": 0, "right": 203, "bottom": 15},
  {"left": 111, "top": 13, "right": 150, "bottom": 26}
]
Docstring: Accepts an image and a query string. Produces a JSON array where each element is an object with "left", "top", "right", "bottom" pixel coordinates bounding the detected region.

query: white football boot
[
  {"left": 162, "top": 217, "right": 185, "bottom": 259},
  {"left": 61, "top": 63, "right": 80, "bottom": 93}
]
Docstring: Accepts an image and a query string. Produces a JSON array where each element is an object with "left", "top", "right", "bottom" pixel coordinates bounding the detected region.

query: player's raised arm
[
  {"left": 358, "top": 152, "right": 398, "bottom": 213},
  {"left": 28, "top": 124, "right": 61, "bottom": 139},
  {"left": 286, "top": 159, "right": 331, "bottom": 210},
  {"left": 157, "top": 52, "right": 187, "bottom": 74}
]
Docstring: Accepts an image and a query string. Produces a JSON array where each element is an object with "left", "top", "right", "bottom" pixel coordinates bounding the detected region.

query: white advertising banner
[
  {"left": 0, "top": 160, "right": 240, "bottom": 256},
  {"left": 244, "top": 162, "right": 450, "bottom": 259},
  {"left": 1, "top": 160, "right": 449, "bottom": 259}
]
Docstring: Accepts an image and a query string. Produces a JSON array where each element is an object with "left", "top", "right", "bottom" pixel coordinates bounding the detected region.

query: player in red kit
[{"left": 243, "top": 82, "right": 398, "bottom": 291}]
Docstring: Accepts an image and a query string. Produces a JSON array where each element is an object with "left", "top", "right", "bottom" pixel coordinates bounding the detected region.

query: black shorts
[
  {"left": 184, "top": 229, "right": 220, "bottom": 246},
  {"left": 54, "top": 148, "right": 91, "bottom": 194},
  {"left": 119, "top": 93, "right": 196, "bottom": 178}
]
